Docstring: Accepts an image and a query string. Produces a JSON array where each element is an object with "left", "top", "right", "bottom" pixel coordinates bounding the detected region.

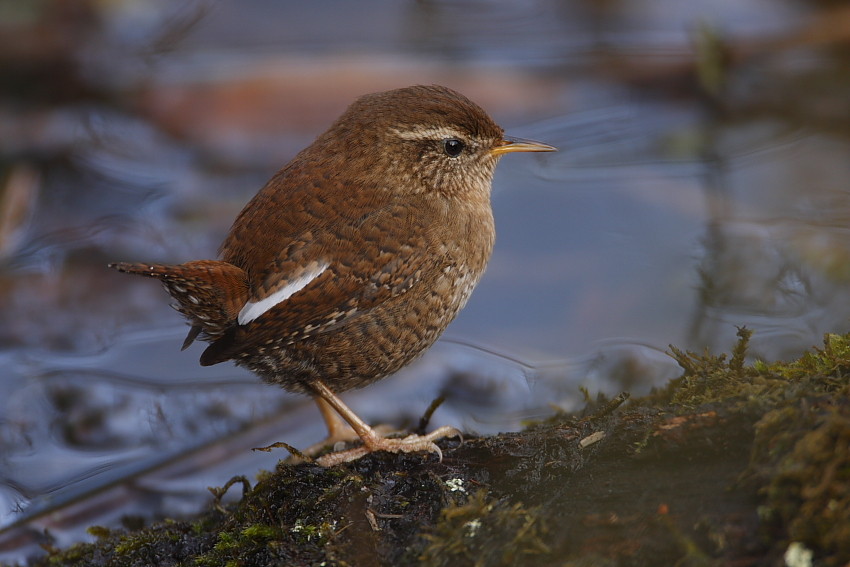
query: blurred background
[{"left": 2, "top": 0, "right": 850, "bottom": 561}]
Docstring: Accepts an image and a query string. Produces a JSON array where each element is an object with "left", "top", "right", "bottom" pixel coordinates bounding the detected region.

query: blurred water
[{"left": 2, "top": 0, "right": 850, "bottom": 561}]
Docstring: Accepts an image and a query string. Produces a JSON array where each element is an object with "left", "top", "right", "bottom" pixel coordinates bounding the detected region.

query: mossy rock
[{"left": 23, "top": 329, "right": 850, "bottom": 566}]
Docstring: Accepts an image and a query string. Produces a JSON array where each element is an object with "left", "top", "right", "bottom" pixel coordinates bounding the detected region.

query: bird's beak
[{"left": 490, "top": 136, "right": 557, "bottom": 156}]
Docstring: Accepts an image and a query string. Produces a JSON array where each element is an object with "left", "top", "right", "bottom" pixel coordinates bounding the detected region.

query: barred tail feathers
[{"left": 109, "top": 260, "right": 248, "bottom": 348}]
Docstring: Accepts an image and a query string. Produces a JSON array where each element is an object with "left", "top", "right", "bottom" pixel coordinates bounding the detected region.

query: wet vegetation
[{"left": 20, "top": 329, "right": 850, "bottom": 566}]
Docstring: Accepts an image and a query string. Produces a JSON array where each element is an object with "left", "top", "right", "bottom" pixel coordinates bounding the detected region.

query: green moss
[
  {"left": 194, "top": 524, "right": 282, "bottom": 566},
  {"left": 750, "top": 379, "right": 850, "bottom": 564},
  {"left": 420, "top": 490, "right": 549, "bottom": 567},
  {"left": 239, "top": 524, "right": 278, "bottom": 540},
  {"left": 659, "top": 326, "right": 783, "bottom": 409},
  {"left": 85, "top": 525, "right": 112, "bottom": 540},
  {"left": 46, "top": 543, "right": 90, "bottom": 565},
  {"left": 24, "top": 330, "right": 850, "bottom": 566},
  {"left": 771, "top": 332, "right": 850, "bottom": 383},
  {"left": 674, "top": 331, "right": 849, "bottom": 565}
]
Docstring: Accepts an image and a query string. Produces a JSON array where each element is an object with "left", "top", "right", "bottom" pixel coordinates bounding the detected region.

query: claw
[{"left": 315, "top": 425, "right": 461, "bottom": 467}]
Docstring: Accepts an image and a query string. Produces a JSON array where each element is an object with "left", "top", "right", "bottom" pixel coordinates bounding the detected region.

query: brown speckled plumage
[{"left": 111, "top": 85, "right": 555, "bottom": 464}]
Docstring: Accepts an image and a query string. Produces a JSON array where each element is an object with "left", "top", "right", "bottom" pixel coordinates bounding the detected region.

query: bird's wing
[{"left": 200, "top": 198, "right": 448, "bottom": 366}]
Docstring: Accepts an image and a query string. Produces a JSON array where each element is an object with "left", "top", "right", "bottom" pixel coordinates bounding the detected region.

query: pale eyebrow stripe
[
  {"left": 237, "top": 261, "right": 330, "bottom": 325},
  {"left": 392, "top": 126, "right": 467, "bottom": 141}
]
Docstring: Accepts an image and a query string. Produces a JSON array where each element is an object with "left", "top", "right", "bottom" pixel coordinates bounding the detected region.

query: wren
[{"left": 110, "top": 85, "right": 556, "bottom": 466}]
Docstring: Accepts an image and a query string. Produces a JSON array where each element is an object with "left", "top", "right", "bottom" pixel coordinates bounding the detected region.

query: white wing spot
[{"left": 237, "top": 262, "right": 329, "bottom": 325}]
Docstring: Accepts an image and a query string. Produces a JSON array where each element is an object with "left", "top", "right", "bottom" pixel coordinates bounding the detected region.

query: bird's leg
[
  {"left": 316, "top": 396, "right": 357, "bottom": 443},
  {"left": 283, "top": 397, "right": 393, "bottom": 463},
  {"left": 293, "top": 397, "right": 361, "bottom": 459},
  {"left": 287, "top": 396, "right": 393, "bottom": 463},
  {"left": 309, "top": 379, "right": 461, "bottom": 467}
]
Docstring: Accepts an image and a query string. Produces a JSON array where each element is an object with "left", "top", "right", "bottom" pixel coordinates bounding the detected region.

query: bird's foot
[
  {"left": 315, "top": 425, "right": 462, "bottom": 467},
  {"left": 277, "top": 423, "right": 395, "bottom": 464}
]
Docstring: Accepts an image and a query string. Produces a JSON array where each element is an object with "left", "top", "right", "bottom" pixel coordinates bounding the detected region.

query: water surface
[{"left": 2, "top": 0, "right": 850, "bottom": 560}]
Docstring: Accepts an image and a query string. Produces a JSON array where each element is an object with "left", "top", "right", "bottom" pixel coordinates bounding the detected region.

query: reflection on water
[{"left": 3, "top": 0, "right": 850, "bottom": 560}]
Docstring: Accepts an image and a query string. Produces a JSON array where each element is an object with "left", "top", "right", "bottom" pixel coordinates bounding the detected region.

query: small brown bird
[{"left": 111, "top": 85, "right": 555, "bottom": 466}]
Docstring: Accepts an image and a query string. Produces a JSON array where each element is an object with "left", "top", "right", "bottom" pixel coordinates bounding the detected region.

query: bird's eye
[{"left": 442, "top": 138, "right": 465, "bottom": 158}]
